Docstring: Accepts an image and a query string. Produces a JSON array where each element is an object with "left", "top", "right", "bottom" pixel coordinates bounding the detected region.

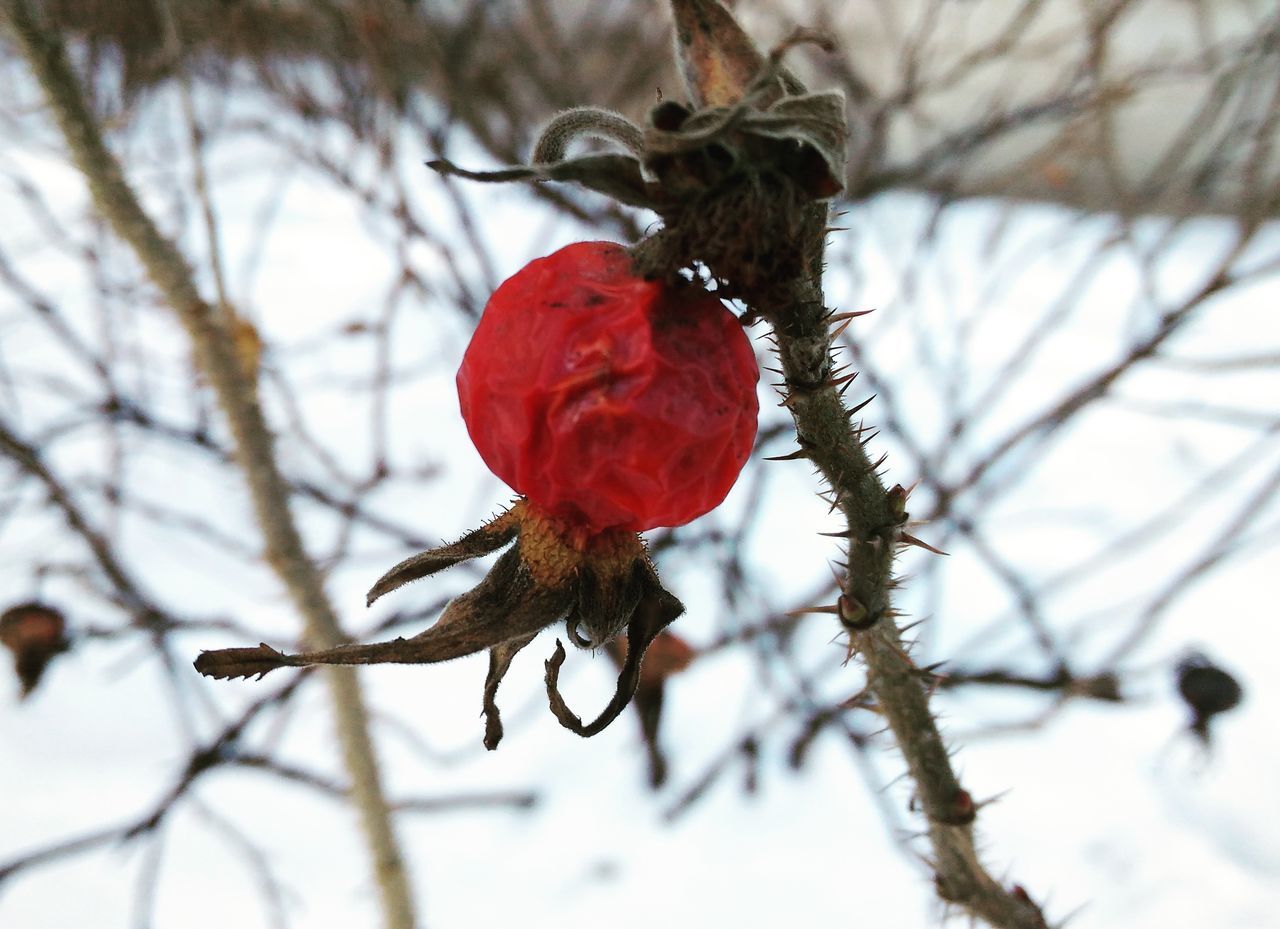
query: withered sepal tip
[{"left": 194, "top": 501, "right": 684, "bottom": 748}]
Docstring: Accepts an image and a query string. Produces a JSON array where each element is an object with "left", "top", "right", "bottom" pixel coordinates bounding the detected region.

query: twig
[
  {"left": 938, "top": 666, "right": 1123, "bottom": 702},
  {"left": 0, "top": 4, "right": 417, "bottom": 927},
  {"left": 0, "top": 676, "right": 299, "bottom": 886}
]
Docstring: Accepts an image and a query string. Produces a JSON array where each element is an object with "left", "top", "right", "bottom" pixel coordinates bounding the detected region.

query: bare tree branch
[{"left": 0, "top": 3, "right": 416, "bottom": 926}]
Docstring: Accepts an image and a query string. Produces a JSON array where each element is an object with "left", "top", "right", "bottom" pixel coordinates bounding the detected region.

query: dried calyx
[
  {"left": 428, "top": 28, "right": 846, "bottom": 298},
  {"left": 195, "top": 502, "right": 684, "bottom": 749}
]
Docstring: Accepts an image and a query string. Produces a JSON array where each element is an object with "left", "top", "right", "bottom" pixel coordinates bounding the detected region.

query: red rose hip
[{"left": 457, "top": 241, "right": 759, "bottom": 533}]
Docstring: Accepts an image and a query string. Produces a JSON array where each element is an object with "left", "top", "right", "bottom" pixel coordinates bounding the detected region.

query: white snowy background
[{"left": 1, "top": 29, "right": 1279, "bottom": 929}]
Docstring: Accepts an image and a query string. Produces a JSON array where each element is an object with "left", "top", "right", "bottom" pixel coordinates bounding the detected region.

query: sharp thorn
[
  {"left": 786, "top": 604, "right": 841, "bottom": 617},
  {"left": 900, "top": 532, "right": 949, "bottom": 556},
  {"left": 846, "top": 394, "right": 876, "bottom": 417},
  {"left": 828, "top": 309, "right": 875, "bottom": 323},
  {"left": 765, "top": 448, "right": 810, "bottom": 461},
  {"left": 830, "top": 316, "right": 855, "bottom": 339}
]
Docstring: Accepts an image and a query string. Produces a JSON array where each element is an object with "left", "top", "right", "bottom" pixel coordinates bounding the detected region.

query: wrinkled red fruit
[{"left": 458, "top": 241, "right": 759, "bottom": 533}]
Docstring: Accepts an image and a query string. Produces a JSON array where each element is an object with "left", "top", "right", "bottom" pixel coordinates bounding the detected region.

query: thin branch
[
  {"left": 0, "top": 4, "right": 417, "bottom": 927},
  {"left": 0, "top": 414, "right": 159, "bottom": 624},
  {"left": 761, "top": 176, "right": 1049, "bottom": 929}
]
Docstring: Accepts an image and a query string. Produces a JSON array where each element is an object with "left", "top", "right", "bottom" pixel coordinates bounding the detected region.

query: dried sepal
[
  {"left": 483, "top": 633, "right": 537, "bottom": 750},
  {"left": 634, "top": 48, "right": 847, "bottom": 291},
  {"left": 199, "top": 544, "right": 573, "bottom": 675},
  {"left": 367, "top": 508, "right": 520, "bottom": 606},
  {"left": 643, "top": 87, "right": 848, "bottom": 202},
  {"left": 195, "top": 501, "right": 686, "bottom": 749},
  {"left": 544, "top": 561, "right": 684, "bottom": 738},
  {"left": 531, "top": 107, "right": 645, "bottom": 163},
  {"left": 567, "top": 558, "right": 646, "bottom": 649},
  {"left": 193, "top": 642, "right": 292, "bottom": 681},
  {"left": 670, "top": 0, "right": 778, "bottom": 108},
  {"left": 607, "top": 630, "right": 698, "bottom": 787},
  {"left": 426, "top": 4, "right": 847, "bottom": 275}
]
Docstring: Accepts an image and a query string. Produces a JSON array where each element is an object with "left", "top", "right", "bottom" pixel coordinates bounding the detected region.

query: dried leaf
[
  {"left": 638, "top": 630, "right": 697, "bottom": 683},
  {"left": 193, "top": 643, "right": 291, "bottom": 681},
  {"left": 670, "top": 0, "right": 773, "bottom": 108}
]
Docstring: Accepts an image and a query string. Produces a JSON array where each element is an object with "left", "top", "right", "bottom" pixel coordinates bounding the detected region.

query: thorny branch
[
  {"left": 653, "top": 3, "right": 1050, "bottom": 923},
  {"left": 761, "top": 213, "right": 1051, "bottom": 928}
]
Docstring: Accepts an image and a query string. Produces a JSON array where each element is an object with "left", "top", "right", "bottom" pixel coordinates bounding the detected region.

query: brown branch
[
  {"left": 230, "top": 754, "right": 538, "bottom": 814},
  {"left": 760, "top": 183, "right": 1051, "bottom": 929},
  {"left": 938, "top": 666, "right": 1123, "bottom": 702},
  {"left": 0, "top": 675, "right": 302, "bottom": 886},
  {"left": 940, "top": 240, "right": 1252, "bottom": 507},
  {"left": 0, "top": 4, "right": 417, "bottom": 927}
]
